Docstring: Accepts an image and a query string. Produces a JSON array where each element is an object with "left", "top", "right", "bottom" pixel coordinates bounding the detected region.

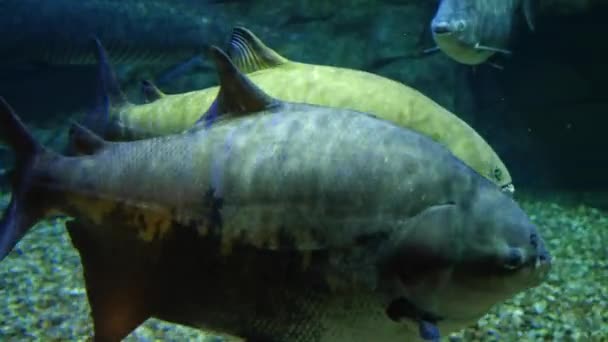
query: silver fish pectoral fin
[
  {"left": 474, "top": 43, "right": 512, "bottom": 55},
  {"left": 385, "top": 297, "right": 443, "bottom": 342},
  {"left": 422, "top": 46, "right": 441, "bottom": 55}
]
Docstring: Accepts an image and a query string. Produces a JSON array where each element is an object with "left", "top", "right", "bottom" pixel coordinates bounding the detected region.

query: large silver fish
[
  {"left": 0, "top": 45, "right": 550, "bottom": 341},
  {"left": 430, "top": 0, "right": 536, "bottom": 65}
]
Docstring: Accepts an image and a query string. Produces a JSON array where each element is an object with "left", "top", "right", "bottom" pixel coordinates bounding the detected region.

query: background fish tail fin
[
  {"left": 0, "top": 97, "right": 50, "bottom": 261},
  {"left": 82, "top": 37, "right": 129, "bottom": 137},
  {"left": 67, "top": 37, "right": 129, "bottom": 154}
]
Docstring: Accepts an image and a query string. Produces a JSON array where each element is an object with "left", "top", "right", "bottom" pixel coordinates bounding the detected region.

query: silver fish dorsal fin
[
  {"left": 67, "top": 121, "right": 110, "bottom": 155},
  {"left": 195, "top": 46, "right": 281, "bottom": 128}
]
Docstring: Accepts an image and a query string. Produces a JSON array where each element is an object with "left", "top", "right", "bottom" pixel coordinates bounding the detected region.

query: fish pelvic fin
[
  {"left": 195, "top": 46, "right": 281, "bottom": 128},
  {"left": 226, "top": 26, "right": 289, "bottom": 74},
  {"left": 140, "top": 79, "right": 166, "bottom": 103},
  {"left": 0, "top": 97, "right": 53, "bottom": 261}
]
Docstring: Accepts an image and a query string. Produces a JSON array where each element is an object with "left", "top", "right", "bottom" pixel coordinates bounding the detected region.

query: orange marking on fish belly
[{"left": 66, "top": 195, "right": 118, "bottom": 225}]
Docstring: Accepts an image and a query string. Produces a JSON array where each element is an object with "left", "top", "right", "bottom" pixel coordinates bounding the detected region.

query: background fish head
[
  {"left": 384, "top": 180, "right": 551, "bottom": 327},
  {"left": 430, "top": 0, "right": 494, "bottom": 64}
]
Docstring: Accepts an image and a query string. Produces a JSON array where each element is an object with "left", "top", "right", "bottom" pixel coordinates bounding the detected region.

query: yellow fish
[{"left": 89, "top": 27, "right": 514, "bottom": 192}]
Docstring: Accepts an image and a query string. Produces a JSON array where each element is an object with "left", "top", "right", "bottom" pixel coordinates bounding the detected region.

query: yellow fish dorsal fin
[
  {"left": 226, "top": 26, "right": 289, "bottom": 74},
  {"left": 194, "top": 46, "right": 282, "bottom": 128},
  {"left": 140, "top": 80, "right": 166, "bottom": 103}
]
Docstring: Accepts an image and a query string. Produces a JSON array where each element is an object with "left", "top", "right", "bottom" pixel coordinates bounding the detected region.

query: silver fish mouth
[
  {"left": 431, "top": 22, "right": 452, "bottom": 35},
  {"left": 501, "top": 183, "right": 515, "bottom": 195}
]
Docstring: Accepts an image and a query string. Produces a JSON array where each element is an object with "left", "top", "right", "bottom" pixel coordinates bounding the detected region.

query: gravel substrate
[{"left": 0, "top": 192, "right": 606, "bottom": 341}]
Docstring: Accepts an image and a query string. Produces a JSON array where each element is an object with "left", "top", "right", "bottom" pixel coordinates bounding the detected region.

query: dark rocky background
[
  {"left": 471, "top": 1, "right": 608, "bottom": 192},
  {"left": 0, "top": 0, "right": 606, "bottom": 195}
]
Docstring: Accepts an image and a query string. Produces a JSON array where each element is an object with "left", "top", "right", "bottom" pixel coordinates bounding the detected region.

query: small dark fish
[
  {"left": 153, "top": 55, "right": 213, "bottom": 86},
  {"left": 430, "top": 0, "right": 536, "bottom": 65},
  {"left": 0, "top": 0, "right": 228, "bottom": 66},
  {"left": 0, "top": 166, "right": 9, "bottom": 191},
  {"left": 0, "top": 45, "right": 550, "bottom": 341}
]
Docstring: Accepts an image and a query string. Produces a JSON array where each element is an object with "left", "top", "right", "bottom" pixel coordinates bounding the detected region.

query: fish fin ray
[{"left": 226, "top": 26, "right": 289, "bottom": 74}]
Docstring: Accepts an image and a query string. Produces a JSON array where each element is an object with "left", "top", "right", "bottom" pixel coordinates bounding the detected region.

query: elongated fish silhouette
[
  {"left": 430, "top": 0, "right": 536, "bottom": 65},
  {"left": 82, "top": 26, "right": 515, "bottom": 193},
  {"left": 0, "top": 46, "right": 550, "bottom": 342},
  {"left": 0, "top": 0, "right": 227, "bottom": 66}
]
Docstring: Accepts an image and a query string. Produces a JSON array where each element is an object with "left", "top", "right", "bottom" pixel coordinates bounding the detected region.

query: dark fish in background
[
  {"left": 0, "top": 0, "right": 230, "bottom": 135},
  {"left": 0, "top": 157, "right": 8, "bottom": 191},
  {"left": 0, "top": 45, "right": 550, "bottom": 341},
  {"left": 153, "top": 55, "right": 214, "bottom": 87},
  {"left": 429, "top": 0, "right": 536, "bottom": 65},
  {"left": 0, "top": 0, "right": 229, "bottom": 66}
]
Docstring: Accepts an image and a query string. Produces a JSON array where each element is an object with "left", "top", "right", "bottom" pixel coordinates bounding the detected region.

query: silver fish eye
[
  {"left": 493, "top": 168, "right": 503, "bottom": 181},
  {"left": 455, "top": 20, "right": 466, "bottom": 31}
]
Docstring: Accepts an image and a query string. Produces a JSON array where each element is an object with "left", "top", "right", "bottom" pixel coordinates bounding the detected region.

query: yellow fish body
[{"left": 101, "top": 27, "right": 513, "bottom": 191}]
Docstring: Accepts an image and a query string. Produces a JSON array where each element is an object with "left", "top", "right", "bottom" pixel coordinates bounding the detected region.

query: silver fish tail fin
[{"left": 0, "top": 97, "right": 54, "bottom": 261}]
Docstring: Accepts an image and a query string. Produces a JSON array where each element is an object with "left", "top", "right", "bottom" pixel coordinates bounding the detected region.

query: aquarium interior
[{"left": 0, "top": 0, "right": 606, "bottom": 341}]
